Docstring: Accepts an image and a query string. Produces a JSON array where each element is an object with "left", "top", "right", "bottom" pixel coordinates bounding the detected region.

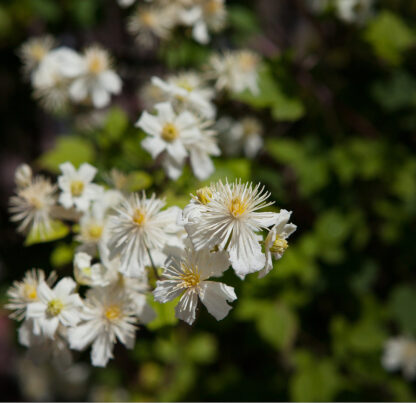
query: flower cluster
[
  {"left": 122, "top": 0, "right": 226, "bottom": 46},
  {"left": 19, "top": 36, "right": 122, "bottom": 111},
  {"left": 136, "top": 49, "right": 261, "bottom": 180},
  {"left": 8, "top": 162, "right": 296, "bottom": 367},
  {"left": 382, "top": 337, "right": 416, "bottom": 380}
]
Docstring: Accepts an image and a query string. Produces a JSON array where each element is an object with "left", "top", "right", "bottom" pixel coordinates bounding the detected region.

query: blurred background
[{"left": 1, "top": 0, "right": 416, "bottom": 401}]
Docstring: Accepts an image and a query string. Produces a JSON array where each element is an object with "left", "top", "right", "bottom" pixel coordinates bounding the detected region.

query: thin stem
[{"left": 146, "top": 246, "right": 160, "bottom": 280}]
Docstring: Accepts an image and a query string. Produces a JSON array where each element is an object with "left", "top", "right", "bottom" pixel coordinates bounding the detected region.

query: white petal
[
  {"left": 54, "top": 277, "right": 76, "bottom": 297},
  {"left": 69, "top": 78, "right": 88, "bottom": 102},
  {"left": 199, "top": 281, "right": 236, "bottom": 321},
  {"left": 91, "top": 333, "right": 114, "bottom": 367},
  {"left": 154, "top": 102, "right": 175, "bottom": 123},
  {"left": 136, "top": 111, "right": 162, "bottom": 136},
  {"left": 99, "top": 70, "right": 122, "bottom": 94},
  {"left": 175, "top": 290, "right": 198, "bottom": 325},
  {"left": 78, "top": 163, "right": 97, "bottom": 183},
  {"left": 141, "top": 136, "right": 166, "bottom": 159},
  {"left": 41, "top": 317, "right": 59, "bottom": 338},
  {"left": 190, "top": 148, "right": 214, "bottom": 180},
  {"left": 193, "top": 21, "right": 209, "bottom": 44},
  {"left": 69, "top": 321, "right": 101, "bottom": 351},
  {"left": 92, "top": 86, "right": 110, "bottom": 108}
]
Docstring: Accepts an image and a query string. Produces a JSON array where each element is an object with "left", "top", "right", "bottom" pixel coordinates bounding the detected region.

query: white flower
[
  {"left": 152, "top": 74, "right": 216, "bottom": 119},
  {"left": 259, "top": 209, "right": 297, "bottom": 278},
  {"left": 107, "top": 192, "right": 182, "bottom": 278},
  {"left": 136, "top": 102, "right": 201, "bottom": 179},
  {"left": 32, "top": 47, "right": 85, "bottom": 112},
  {"left": 185, "top": 180, "right": 278, "bottom": 278},
  {"left": 69, "top": 46, "right": 122, "bottom": 108},
  {"left": 19, "top": 35, "right": 55, "bottom": 77},
  {"left": 226, "top": 117, "right": 263, "bottom": 158},
  {"left": 127, "top": 3, "right": 177, "bottom": 47},
  {"left": 335, "top": 0, "right": 374, "bottom": 23},
  {"left": 209, "top": 50, "right": 260, "bottom": 95},
  {"left": 74, "top": 252, "right": 110, "bottom": 287},
  {"left": 118, "top": 0, "right": 136, "bottom": 7},
  {"left": 58, "top": 162, "right": 103, "bottom": 212},
  {"left": 9, "top": 174, "right": 57, "bottom": 239},
  {"left": 18, "top": 319, "right": 73, "bottom": 368},
  {"left": 6, "top": 269, "right": 56, "bottom": 320},
  {"left": 186, "top": 121, "right": 220, "bottom": 180},
  {"left": 14, "top": 164, "right": 33, "bottom": 189},
  {"left": 154, "top": 247, "right": 235, "bottom": 325},
  {"left": 68, "top": 286, "right": 138, "bottom": 367},
  {"left": 26, "top": 277, "right": 83, "bottom": 339},
  {"left": 179, "top": 0, "right": 226, "bottom": 44},
  {"left": 382, "top": 337, "right": 416, "bottom": 380}
]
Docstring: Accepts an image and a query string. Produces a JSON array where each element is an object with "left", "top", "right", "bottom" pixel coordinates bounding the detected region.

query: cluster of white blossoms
[
  {"left": 120, "top": 0, "right": 226, "bottom": 46},
  {"left": 19, "top": 36, "right": 122, "bottom": 111},
  {"left": 137, "top": 49, "right": 261, "bottom": 180},
  {"left": 382, "top": 337, "right": 416, "bottom": 380},
  {"left": 8, "top": 161, "right": 297, "bottom": 366}
]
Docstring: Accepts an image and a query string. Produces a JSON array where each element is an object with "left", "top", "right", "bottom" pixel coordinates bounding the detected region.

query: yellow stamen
[
  {"left": 161, "top": 123, "right": 179, "bottom": 142},
  {"left": 47, "top": 299, "right": 64, "bottom": 316},
  {"left": 70, "top": 180, "right": 84, "bottom": 197},
  {"left": 133, "top": 208, "right": 146, "bottom": 226},
  {"left": 88, "top": 55, "right": 105, "bottom": 74},
  {"left": 31, "top": 44, "right": 47, "bottom": 62},
  {"left": 140, "top": 11, "right": 156, "bottom": 27},
  {"left": 229, "top": 197, "right": 247, "bottom": 217},
  {"left": 204, "top": 0, "right": 222, "bottom": 15},
  {"left": 82, "top": 266, "right": 92, "bottom": 276},
  {"left": 270, "top": 236, "right": 288, "bottom": 255},
  {"left": 24, "top": 284, "right": 37, "bottom": 300},
  {"left": 180, "top": 264, "right": 200, "bottom": 288},
  {"left": 88, "top": 224, "right": 103, "bottom": 240},
  {"left": 196, "top": 187, "right": 212, "bottom": 205},
  {"left": 105, "top": 305, "right": 121, "bottom": 321}
]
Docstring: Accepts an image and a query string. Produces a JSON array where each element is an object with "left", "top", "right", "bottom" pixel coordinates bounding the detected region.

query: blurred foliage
[{"left": 2, "top": 0, "right": 416, "bottom": 402}]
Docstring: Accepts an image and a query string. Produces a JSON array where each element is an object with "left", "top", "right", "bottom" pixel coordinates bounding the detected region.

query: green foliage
[
  {"left": 365, "top": 11, "right": 416, "bottom": 65},
  {"left": 234, "top": 66, "right": 305, "bottom": 121},
  {"left": 24, "top": 220, "right": 69, "bottom": 246},
  {"left": 290, "top": 351, "right": 343, "bottom": 401},
  {"left": 389, "top": 286, "right": 416, "bottom": 335},
  {"left": 37, "top": 136, "right": 95, "bottom": 173}
]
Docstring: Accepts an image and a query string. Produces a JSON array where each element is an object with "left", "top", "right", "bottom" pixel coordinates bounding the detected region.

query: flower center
[
  {"left": 29, "top": 195, "right": 43, "bottom": 210},
  {"left": 270, "top": 236, "right": 288, "bottom": 255},
  {"left": 31, "top": 44, "right": 47, "bottom": 62},
  {"left": 239, "top": 53, "right": 257, "bottom": 72},
  {"left": 204, "top": 0, "right": 221, "bottom": 15},
  {"left": 176, "top": 79, "right": 194, "bottom": 92},
  {"left": 47, "top": 299, "right": 64, "bottom": 316},
  {"left": 229, "top": 197, "right": 247, "bottom": 217},
  {"left": 140, "top": 11, "right": 156, "bottom": 27},
  {"left": 105, "top": 305, "right": 121, "bottom": 321},
  {"left": 133, "top": 208, "right": 146, "bottom": 226},
  {"left": 196, "top": 187, "right": 212, "bottom": 205},
  {"left": 88, "top": 224, "right": 103, "bottom": 240},
  {"left": 23, "top": 284, "right": 37, "bottom": 300},
  {"left": 161, "top": 123, "right": 179, "bottom": 142},
  {"left": 88, "top": 54, "right": 105, "bottom": 75},
  {"left": 180, "top": 264, "right": 200, "bottom": 288},
  {"left": 70, "top": 180, "right": 84, "bottom": 197}
]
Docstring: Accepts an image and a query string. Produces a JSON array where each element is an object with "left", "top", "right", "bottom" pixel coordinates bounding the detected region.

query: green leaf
[
  {"left": 389, "top": 285, "right": 416, "bottom": 334},
  {"left": 104, "top": 107, "right": 129, "bottom": 141},
  {"left": 186, "top": 333, "right": 217, "bottom": 364},
  {"left": 50, "top": 243, "right": 74, "bottom": 267},
  {"left": 256, "top": 303, "right": 298, "bottom": 351},
  {"left": 25, "top": 220, "right": 69, "bottom": 246},
  {"left": 37, "top": 136, "right": 95, "bottom": 173},
  {"left": 147, "top": 298, "right": 178, "bottom": 330},
  {"left": 233, "top": 67, "right": 304, "bottom": 121},
  {"left": 290, "top": 351, "right": 342, "bottom": 402},
  {"left": 125, "top": 171, "right": 153, "bottom": 192},
  {"left": 365, "top": 11, "right": 416, "bottom": 65}
]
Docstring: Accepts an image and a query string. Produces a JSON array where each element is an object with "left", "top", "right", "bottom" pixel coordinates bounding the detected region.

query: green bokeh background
[{"left": 0, "top": 0, "right": 416, "bottom": 401}]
